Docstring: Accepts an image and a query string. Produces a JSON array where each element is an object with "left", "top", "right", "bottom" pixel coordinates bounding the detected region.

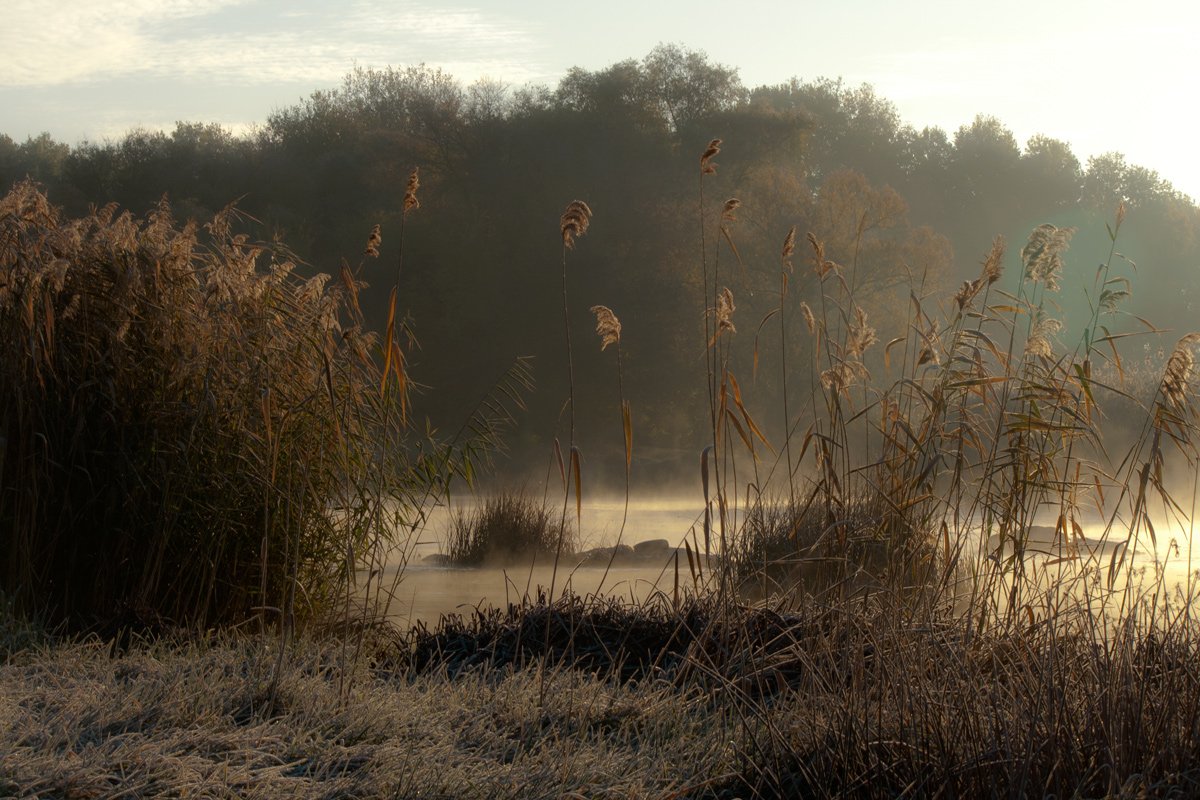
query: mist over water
[{"left": 376, "top": 495, "right": 1200, "bottom": 625}]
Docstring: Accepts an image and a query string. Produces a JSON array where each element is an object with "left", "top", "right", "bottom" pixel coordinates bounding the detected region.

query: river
[{"left": 371, "top": 496, "right": 1200, "bottom": 626}]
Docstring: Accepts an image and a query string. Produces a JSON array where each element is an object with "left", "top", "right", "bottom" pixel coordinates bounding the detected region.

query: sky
[{"left": 3, "top": 0, "right": 1198, "bottom": 199}]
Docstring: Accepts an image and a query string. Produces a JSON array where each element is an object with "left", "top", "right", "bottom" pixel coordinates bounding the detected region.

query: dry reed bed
[
  {"left": 0, "top": 180, "right": 522, "bottom": 633},
  {"left": 0, "top": 181, "right": 383, "bottom": 628},
  {"left": 443, "top": 493, "right": 578, "bottom": 567}
]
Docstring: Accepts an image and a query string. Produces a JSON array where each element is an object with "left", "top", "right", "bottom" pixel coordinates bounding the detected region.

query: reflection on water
[{"left": 376, "top": 498, "right": 1200, "bottom": 626}]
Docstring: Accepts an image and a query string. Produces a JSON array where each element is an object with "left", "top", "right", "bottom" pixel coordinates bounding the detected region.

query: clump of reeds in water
[
  {"left": 728, "top": 492, "right": 936, "bottom": 601},
  {"left": 444, "top": 492, "right": 577, "bottom": 566}
]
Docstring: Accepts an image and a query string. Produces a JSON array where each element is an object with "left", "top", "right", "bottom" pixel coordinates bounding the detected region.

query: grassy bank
[
  {"left": 0, "top": 628, "right": 736, "bottom": 798},
  {"left": 5, "top": 588, "right": 1200, "bottom": 798}
]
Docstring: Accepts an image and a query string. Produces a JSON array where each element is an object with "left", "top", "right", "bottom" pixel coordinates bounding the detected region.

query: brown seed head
[
  {"left": 954, "top": 278, "right": 982, "bottom": 311},
  {"left": 590, "top": 305, "right": 622, "bottom": 351},
  {"left": 846, "top": 306, "right": 878, "bottom": 359},
  {"left": 917, "top": 319, "right": 942, "bottom": 366},
  {"left": 1160, "top": 333, "right": 1200, "bottom": 410},
  {"left": 1100, "top": 286, "right": 1130, "bottom": 314},
  {"left": 799, "top": 301, "right": 816, "bottom": 335},
  {"left": 700, "top": 138, "right": 722, "bottom": 175},
  {"left": 782, "top": 226, "right": 796, "bottom": 264},
  {"left": 364, "top": 224, "right": 382, "bottom": 258},
  {"left": 403, "top": 168, "right": 420, "bottom": 214},
  {"left": 560, "top": 200, "right": 593, "bottom": 249},
  {"left": 806, "top": 232, "right": 836, "bottom": 277},
  {"left": 982, "top": 235, "right": 1005, "bottom": 285},
  {"left": 709, "top": 287, "right": 736, "bottom": 345},
  {"left": 1024, "top": 313, "right": 1062, "bottom": 359},
  {"left": 721, "top": 198, "right": 741, "bottom": 222},
  {"left": 957, "top": 237, "right": 1005, "bottom": 311},
  {"left": 820, "top": 361, "right": 869, "bottom": 397},
  {"left": 1022, "top": 224, "right": 1074, "bottom": 292}
]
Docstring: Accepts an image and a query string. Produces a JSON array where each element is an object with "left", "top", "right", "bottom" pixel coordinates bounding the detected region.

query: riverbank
[{"left": 6, "top": 591, "right": 1200, "bottom": 798}]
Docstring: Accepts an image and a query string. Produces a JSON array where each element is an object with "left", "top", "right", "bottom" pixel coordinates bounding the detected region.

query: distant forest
[{"left": 5, "top": 45, "right": 1198, "bottom": 488}]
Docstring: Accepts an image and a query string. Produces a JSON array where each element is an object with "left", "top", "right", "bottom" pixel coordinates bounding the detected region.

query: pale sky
[{"left": 3, "top": 0, "right": 1198, "bottom": 199}]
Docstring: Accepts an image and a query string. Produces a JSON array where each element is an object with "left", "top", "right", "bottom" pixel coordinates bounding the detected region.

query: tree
[
  {"left": 640, "top": 44, "right": 748, "bottom": 133},
  {"left": 1020, "top": 134, "right": 1081, "bottom": 209},
  {"left": 945, "top": 115, "right": 1023, "bottom": 247},
  {"left": 811, "top": 170, "right": 950, "bottom": 305},
  {"left": 0, "top": 133, "right": 69, "bottom": 187},
  {"left": 1082, "top": 152, "right": 1175, "bottom": 210},
  {"left": 751, "top": 78, "right": 905, "bottom": 185},
  {"left": 951, "top": 115, "right": 1020, "bottom": 197}
]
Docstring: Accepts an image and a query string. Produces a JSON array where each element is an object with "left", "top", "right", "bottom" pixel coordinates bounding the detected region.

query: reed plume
[
  {"left": 403, "top": 168, "right": 420, "bottom": 214},
  {"left": 1159, "top": 333, "right": 1200, "bottom": 411},
  {"left": 560, "top": 200, "right": 593, "bottom": 249},
  {"left": 364, "top": 224, "right": 382, "bottom": 258},
  {"left": 845, "top": 306, "right": 878, "bottom": 359},
  {"left": 799, "top": 301, "right": 816, "bottom": 335},
  {"left": 1021, "top": 223, "right": 1074, "bottom": 292},
  {"left": 953, "top": 279, "right": 982, "bottom": 311},
  {"left": 700, "top": 138, "right": 721, "bottom": 174},
  {"left": 982, "top": 234, "right": 1005, "bottom": 284},
  {"left": 955, "top": 238, "right": 1005, "bottom": 310},
  {"left": 1100, "top": 284, "right": 1131, "bottom": 314},
  {"left": 806, "top": 232, "right": 837, "bottom": 278},
  {"left": 721, "top": 198, "right": 741, "bottom": 222},
  {"left": 1024, "top": 312, "right": 1062, "bottom": 359},
  {"left": 710, "top": 287, "right": 736, "bottom": 345},
  {"left": 917, "top": 318, "right": 942, "bottom": 366},
  {"left": 590, "top": 305, "right": 621, "bottom": 351},
  {"left": 820, "top": 361, "right": 868, "bottom": 396}
]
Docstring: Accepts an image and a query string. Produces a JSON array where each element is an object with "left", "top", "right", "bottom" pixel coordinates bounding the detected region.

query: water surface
[
  {"left": 376, "top": 497, "right": 1200, "bottom": 626},
  {"left": 380, "top": 498, "right": 707, "bottom": 625}
]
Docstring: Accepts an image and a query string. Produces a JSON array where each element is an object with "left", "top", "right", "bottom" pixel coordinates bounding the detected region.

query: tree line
[{"left": 4, "top": 44, "right": 1198, "bottom": 486}]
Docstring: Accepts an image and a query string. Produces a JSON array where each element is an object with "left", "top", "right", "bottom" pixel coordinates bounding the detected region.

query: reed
[
  {"left": 0, "top": 181, "right": 503, "bottom": 632},
  {"left": 444, "top": 492, "right": 577, "bottom": 566}
]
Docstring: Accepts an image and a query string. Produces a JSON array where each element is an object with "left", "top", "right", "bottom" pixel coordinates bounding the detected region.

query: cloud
[
  {"left": 1, "top": 0, "right": 547, "bottom": 88},
  {"left": 3, "top": 0, "right": 249, "bottom": 85}
]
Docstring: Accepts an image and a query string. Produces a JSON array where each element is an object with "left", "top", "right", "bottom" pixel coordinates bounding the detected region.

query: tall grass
[
  {"left": 693, "top": 156, "right": 1195, "bottom": 629},
  {"left": 0, "top": 181, "right": 512, "bottom": 631}
]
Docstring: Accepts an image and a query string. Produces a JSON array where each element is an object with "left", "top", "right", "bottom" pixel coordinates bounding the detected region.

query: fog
[{"left": 366, "top": 492, "right": 1200, "bottom": 623}]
